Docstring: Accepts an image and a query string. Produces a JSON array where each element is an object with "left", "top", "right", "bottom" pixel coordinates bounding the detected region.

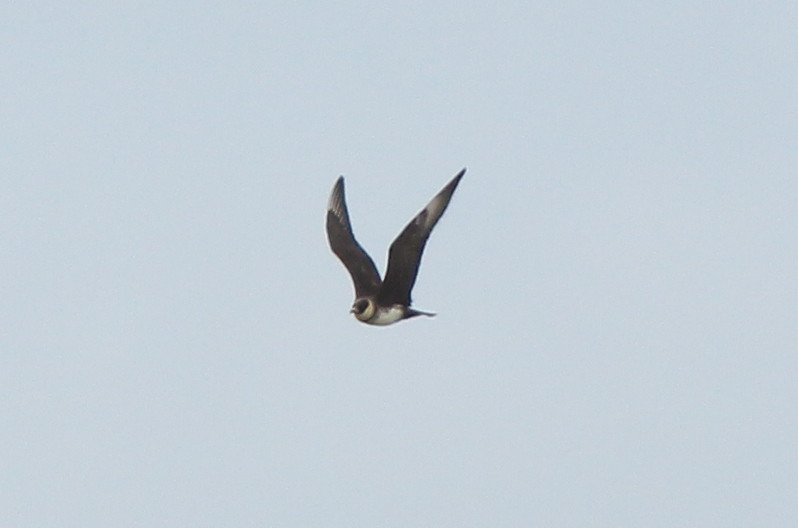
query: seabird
[{"left": 326, "top": 168, "right": 465, "bottom": 325}]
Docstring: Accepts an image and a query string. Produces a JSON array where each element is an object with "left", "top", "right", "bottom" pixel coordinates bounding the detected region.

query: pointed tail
[{"left": 406, "top": 308, "right": 436, "bottom": 319}]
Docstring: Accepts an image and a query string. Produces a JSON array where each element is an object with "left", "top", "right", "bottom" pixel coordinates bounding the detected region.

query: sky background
[{"left": 2, "top": 2, "right": 797, "bottom": 526}]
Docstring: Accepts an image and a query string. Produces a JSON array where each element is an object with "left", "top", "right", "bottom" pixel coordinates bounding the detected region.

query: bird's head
[{"left": 350, "top": 298, "right": 376, "bottom": 322}]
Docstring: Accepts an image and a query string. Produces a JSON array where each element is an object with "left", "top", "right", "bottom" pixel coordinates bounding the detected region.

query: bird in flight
[{"left": 326, "top": 168, "right": 465, "bottom": 325}]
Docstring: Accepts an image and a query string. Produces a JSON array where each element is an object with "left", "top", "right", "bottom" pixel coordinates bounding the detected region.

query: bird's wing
[
  {"left": 378, "top": 168, "right": 465, "bottom": 306},
  {"left": 326, "top": 176, "right": 382, "bottom": 298}
]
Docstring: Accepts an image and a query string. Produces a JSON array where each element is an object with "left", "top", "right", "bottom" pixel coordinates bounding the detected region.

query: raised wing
[
  {"left": 378, "top": 168, "right": 465, "bottom": 306},
  {"left": 326, "top": 176, "right": 382, "bottom": 298}
]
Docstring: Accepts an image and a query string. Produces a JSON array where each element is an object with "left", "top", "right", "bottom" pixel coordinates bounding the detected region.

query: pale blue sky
[{"left": 2, "top": 2, "right": 797, "bottom": 526}]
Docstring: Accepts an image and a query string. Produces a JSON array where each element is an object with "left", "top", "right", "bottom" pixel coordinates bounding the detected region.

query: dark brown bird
[{"left": 326, "top": 169, "right": 465, "bottom": 325}]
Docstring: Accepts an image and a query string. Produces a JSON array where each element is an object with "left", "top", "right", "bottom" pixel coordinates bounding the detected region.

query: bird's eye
[{"left": 354, "top": 300, "right": 369, "bottom": 313}]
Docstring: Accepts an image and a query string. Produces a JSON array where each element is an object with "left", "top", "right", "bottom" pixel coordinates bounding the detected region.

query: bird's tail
[{"left": 406, "top": 308, "right": 436, "bottom": 319}]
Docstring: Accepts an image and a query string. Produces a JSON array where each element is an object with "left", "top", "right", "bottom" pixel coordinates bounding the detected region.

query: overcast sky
[{"left": 2, "top": 2, "right": 797, "bottom": 526}]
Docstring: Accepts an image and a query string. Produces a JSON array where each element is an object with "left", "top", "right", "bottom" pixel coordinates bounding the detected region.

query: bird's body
[
  {"left": 356, "top": 303, "right": 406, "bottom": 326},
  {"left": 326, "top": 169, "right": 465, "bottom": 325}
]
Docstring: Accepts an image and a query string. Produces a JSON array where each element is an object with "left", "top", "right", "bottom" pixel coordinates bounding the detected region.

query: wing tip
[
  {"left": 448, "top": 167, "right": 466, "bottom": 189},
  {"left": 441, "top": 167, "right": 466, "bottom": 197},
  {"left": 328, "top": 175, "right": 346, "bottom": 212}
]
